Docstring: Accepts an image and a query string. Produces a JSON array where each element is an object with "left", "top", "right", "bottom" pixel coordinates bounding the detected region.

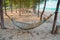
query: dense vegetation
[{"left": 3, "top": 0, "right": 44, "bottom": 8}]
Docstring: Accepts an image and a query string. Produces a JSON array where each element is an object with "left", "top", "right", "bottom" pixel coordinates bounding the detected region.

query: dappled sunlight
[{"left": 0, "top": 0, "right": 60, "bottom": 40}]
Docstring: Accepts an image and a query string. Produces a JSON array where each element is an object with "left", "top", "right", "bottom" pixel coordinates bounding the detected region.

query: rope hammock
[{"left": 5, "top": 12, "right": 55, "bottom": 30}]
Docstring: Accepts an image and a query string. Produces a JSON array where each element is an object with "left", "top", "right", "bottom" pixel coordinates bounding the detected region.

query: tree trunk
[
  {"left": 16, "top": 7, "right": 17, "bottom": 13},
  {"left": 4, "top": 0, "right": 7, "bottom": 16},
  {"left": 10, "top": 0, "right": 13, "bottom": 13},
  {"left": 0, "top": 0, "right": 6, "bottom": 28},
  {"left": 37, "top": 3, "right": 40, "bottom": 17},
  {"left": 19, "top": 8, "right": 21, "bottom": 16},
  {"left": 33, "top": 4, "right": 36, "bottom": 14},
  {"left": 40, "top": 0, "right": 46, "bottom": 20},
  {"left": 51, "top": 0, "right": 60, "bottom": 34}
]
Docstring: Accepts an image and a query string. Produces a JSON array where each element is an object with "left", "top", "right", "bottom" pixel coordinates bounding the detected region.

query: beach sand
[{"left": 0, "top": 10, "right": 60, "bottom": 40}]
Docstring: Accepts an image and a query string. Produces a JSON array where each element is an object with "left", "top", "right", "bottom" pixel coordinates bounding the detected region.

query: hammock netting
[{"left": 4, "top": 12, "right": 55, "bottom": 30}]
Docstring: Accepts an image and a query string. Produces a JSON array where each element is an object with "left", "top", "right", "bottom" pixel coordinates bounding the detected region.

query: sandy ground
[{"left": 0, "top": 10, "right": 60, "bottom": 40}]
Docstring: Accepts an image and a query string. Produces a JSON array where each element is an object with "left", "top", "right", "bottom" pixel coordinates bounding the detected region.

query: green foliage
[{"left": 3, "top": 0, "right": 44, "bottom": 8}]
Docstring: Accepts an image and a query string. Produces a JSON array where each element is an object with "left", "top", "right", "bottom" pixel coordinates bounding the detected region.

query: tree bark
[
  {"left": 51, "top": 0, "right": 60, "bottom": 34},
  {"left": 19, "top": 8, "right": 21, "bottom": 16},
  {"left": 33, "top": 4, "right": 36, "bottom": 14},
  {"left": 10, "top": 0, "right": 13, "bottom": 13},
  {"left": 37, "top": 3, "right": 40, "bottom": 17},
  {"left": 4, "top": 0, "right": 7, "bottom": 16},
  {"left": 0, "top": 0, "right": 6, "bottom": 28},
  {"left": 16, "top": 7, "right": 17, "bottom": 13},
  {"left": 40, "top": 0, "right": 46, "bottom": 20}
]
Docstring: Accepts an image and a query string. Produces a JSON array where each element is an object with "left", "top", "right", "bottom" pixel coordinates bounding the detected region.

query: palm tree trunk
[
  {"left": 40, "top": 0, "right": 46, "bottom": 20},
  {"left": 51, "top": 0, "right": 60, "bottom": 34},
  {"left": 0, "top": 0, "right": 6, "bottom": 28}
]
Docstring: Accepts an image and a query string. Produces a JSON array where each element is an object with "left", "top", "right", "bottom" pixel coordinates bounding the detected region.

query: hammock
[{"left": 5, "top": 12, "right": 54, "bottom": 30}]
